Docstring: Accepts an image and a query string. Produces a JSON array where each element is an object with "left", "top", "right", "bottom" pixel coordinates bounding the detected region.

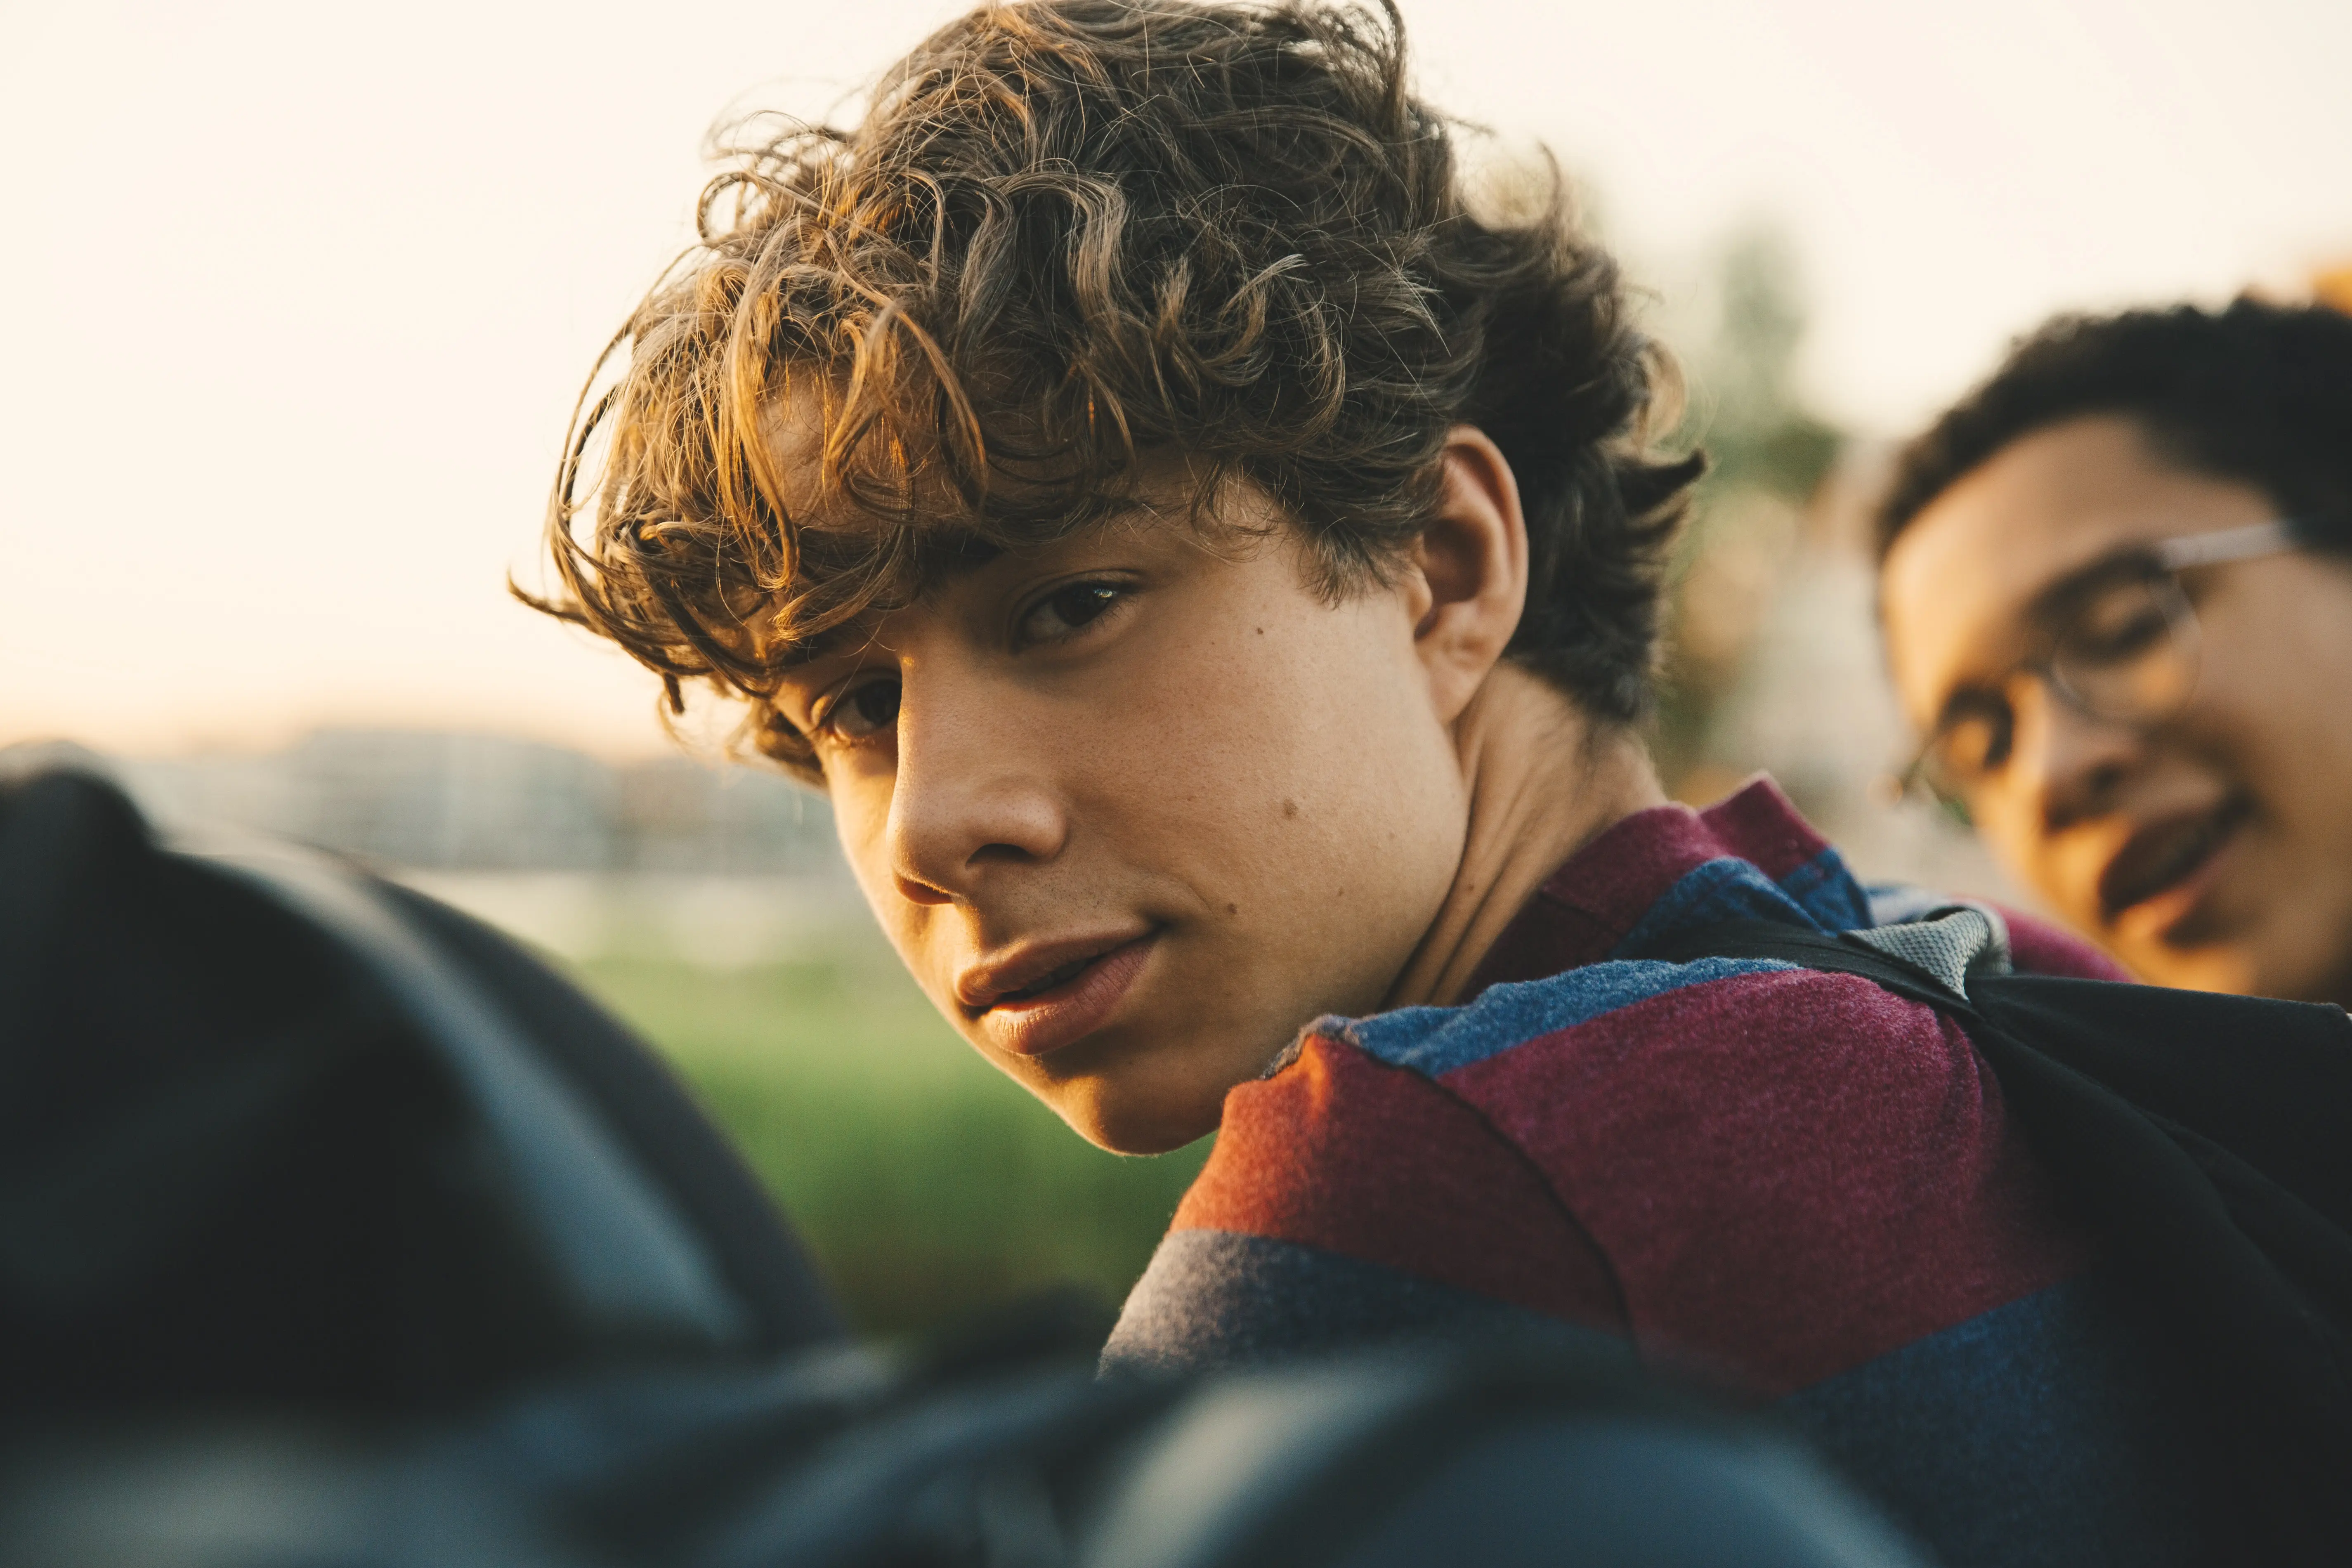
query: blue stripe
[
  {"left": 1610, "top": 857, "right": 1823, "bottom": 959},
  {"left": 1779, "top": 844, "right": 1873, "bottom": 930},
  {"left": 1311, "top": 843, "right": 1874, "bottom": 1081},
  {"left": 1335, "top": 957, "right": 1797, "bottom": 1078},
  {"left": 1781, "top": 1275, "right": 2218, "bottom": 1568},
  {"left": 1606, "top": 848, "right": 1875, "bottom": 964}
]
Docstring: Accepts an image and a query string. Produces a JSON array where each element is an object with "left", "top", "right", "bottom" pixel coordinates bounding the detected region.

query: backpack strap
[
  {"left": 1629, "top": 917, "right": 1984, "bottom": 1008},
  {"left": 1627, "top": 917, "right": 2352, "bottom": 1563}
]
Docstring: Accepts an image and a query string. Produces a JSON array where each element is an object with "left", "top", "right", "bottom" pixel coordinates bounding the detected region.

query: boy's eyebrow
[
  {"left": 1926, "top": 541, "right": 2175, "bottom": 728},
  {"left": 2019, "top": 541, "right": 2169, "bottom": 631},
  {"left": 767, "top": 483, "right": 1216, "bottom": 678},
  {"left": 769, "top": 529, "right": 1013, "bottom": 674},
  {"left": 771, "top": 628, "right": 859, "bottom": 675}
]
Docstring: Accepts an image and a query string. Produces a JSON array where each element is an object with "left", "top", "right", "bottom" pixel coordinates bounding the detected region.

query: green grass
[{"left": 562, "top": 948, "right": 1211, "bottom": 1339}]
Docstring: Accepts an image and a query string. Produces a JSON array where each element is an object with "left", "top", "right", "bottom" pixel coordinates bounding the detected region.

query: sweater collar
[{"left": 1463, "top": 774, "right": 1867, "bottom": 995}]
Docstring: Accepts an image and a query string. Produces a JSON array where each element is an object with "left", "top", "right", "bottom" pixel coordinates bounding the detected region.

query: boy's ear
[{"left": 1408, "top": 425, "right": 1530, "bottom": 725}]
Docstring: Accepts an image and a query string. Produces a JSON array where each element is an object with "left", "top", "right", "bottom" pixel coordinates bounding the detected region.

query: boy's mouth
[
  {"left": 958, "top": 930, "right": 1160, "bottom": 1058},
  {"left": 997, "top": 954, "right": 1097, "bottom": 1001},
  {"left": 2098, "top": 792, "right": 2254, "bottom": 937}
]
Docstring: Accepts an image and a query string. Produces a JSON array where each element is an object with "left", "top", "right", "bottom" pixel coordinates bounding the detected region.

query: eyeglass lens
[
  {"left": 2052, "top": 574, "right": 2201, "bottom": 717},
  {"left": 1923, "top": 574, "right": 2201, "bottom": 800}
]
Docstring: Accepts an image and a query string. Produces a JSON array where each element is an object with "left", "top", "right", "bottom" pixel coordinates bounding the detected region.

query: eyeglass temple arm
[{"left": 2150, "top": 518, "right": 2302, "bottom": 571}]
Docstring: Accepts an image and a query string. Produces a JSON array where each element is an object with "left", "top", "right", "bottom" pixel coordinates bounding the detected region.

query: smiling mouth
[
  {"left": 994, "top": 954, "right": 1098, "bottom": 1004},
  {"left": 962, "top": 932, "right": 1160, "bottom": 1059},
  {"left": 2099, "top": 794, "right": 2254, "bottom": 923}
]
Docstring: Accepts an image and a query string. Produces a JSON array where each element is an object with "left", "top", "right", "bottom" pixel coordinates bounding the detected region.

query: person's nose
[
  {"left": 2010, "top": 675, "right": 2144, "bottom": 835},
  {"left": 883, "top": 676, "right": 1068, "bottom": 908}
]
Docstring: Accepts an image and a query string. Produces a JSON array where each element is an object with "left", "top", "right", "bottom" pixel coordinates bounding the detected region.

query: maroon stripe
[
  {"left": 1697, "top": 775, "right": 1831, "bottom": 881},
  {"left": 1177, "top": 1035, "right": 1627, "bottom": 1331},
  {"left": 1466, "top": 780, "right": 1840, "bottom": 991},
  {"left": 2002, "top": 905, "right": 2134, "bottom": 981},
  {"left": 1442, "top": 967, "right": 2089, "bottom": 1393}
]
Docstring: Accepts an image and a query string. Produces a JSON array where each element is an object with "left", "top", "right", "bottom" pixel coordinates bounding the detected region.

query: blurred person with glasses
[{"left": 1877, "top": 299, "right": 2352, "bottom": 1006}]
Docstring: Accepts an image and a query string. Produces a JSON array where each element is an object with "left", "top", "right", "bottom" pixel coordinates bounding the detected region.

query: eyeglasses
[{"left": 1892, "top": 519, "right": 2304, "bottom": 819}]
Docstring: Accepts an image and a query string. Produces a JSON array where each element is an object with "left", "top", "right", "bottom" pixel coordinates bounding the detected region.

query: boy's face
[
  {"left": 1882, "top": 414, "right": 2352, "bottom": 1004},
  {"left": 771, "top": 468, "right": 1474, "bottom": 1152}
]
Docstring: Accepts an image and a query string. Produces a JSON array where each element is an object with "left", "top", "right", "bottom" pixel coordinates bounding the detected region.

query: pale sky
[{"left": 4, "top": 0, "right": 2346, "bottom": 759}]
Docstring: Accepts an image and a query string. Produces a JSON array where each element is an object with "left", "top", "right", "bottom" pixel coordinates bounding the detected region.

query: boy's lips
[
  {"left": 2099, "top": 793, "right": 2254, "bottom": 939},
  {"left": 958, "top": 930, "right": 1159, "bottom": 1058}
]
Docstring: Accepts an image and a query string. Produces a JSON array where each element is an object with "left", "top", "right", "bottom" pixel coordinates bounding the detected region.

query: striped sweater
[{"left": 1104, "top": 778, "right": 2222, "bottom": 1568}]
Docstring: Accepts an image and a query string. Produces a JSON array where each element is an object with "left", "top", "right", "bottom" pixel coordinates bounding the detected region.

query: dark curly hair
[
  {"left": 530, "top": 0, "right": 1700, "bottom": 779},
  {"left": 1877, "top": 297, "right": 2352, "bottom": 563}
]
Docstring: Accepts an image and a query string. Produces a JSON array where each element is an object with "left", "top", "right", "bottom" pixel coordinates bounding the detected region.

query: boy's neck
[{"left": 1386, "top": 664, "right": 1666, "bottom": 1010}]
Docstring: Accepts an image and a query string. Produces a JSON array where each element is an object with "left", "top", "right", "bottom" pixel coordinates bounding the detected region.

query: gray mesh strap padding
[{"left": 1846, "top": 906, "right": 2011, "bottom": 998}]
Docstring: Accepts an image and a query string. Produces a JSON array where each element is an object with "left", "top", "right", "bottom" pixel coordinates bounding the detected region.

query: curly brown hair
[
  {"left": 529, "top": 0, "right": 1699, "bottom": 779},
  {"left": 1878, "top": 298, "right": 2352, "bottom": 564}
]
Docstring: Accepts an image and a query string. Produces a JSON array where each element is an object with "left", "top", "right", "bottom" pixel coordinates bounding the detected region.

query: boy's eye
[
  {"left": 1941, "top": 704, "right": 2015, "bottom": 776},
  {"left": 2065, "top": 579, "right": 2174, "bottom": 665},
  {"left": 1019, "top": 581, "right": 1124, "bottom": 644},
  {"left": 819, "top": 678, "right": 901, "bottom": 740}
]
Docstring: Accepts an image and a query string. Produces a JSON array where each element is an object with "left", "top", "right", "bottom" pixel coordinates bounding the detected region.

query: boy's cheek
[{"left": 829, "top": 784, "right": 906, "bottom": 914}]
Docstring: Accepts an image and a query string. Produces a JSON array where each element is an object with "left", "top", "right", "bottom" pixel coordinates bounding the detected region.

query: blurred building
[
  {"left": 0, "top": 729, "right": 841, "bottom": 879},
  {"left": 1643, "top": 220, "right": 2039, "bottom": 908},
  {"left": 1680, "top": 444, "right": 2034, "bottom": 907}
]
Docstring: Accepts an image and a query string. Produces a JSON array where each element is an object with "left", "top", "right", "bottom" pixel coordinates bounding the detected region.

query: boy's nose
[
  {"left": 2012, "top": 677, "right": 2144, "bottom": 836},
  {"left": 883, "top": 688, "right": 1069, "bottom": 907}
]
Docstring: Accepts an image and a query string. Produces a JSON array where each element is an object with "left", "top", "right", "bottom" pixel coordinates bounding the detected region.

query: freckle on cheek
[
  {"left": 1282, "top": 799, "right": 1299, "bottom": 819},
  {"left": 1226, "top": 902, "right": 1240, "bottom": 916}
]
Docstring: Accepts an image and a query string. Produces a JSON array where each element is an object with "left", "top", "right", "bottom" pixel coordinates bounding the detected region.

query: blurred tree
[
  {"left": 1691, "top": 224, "right": 1842, "bottom": 501},
  {"left": 1653, "top": 221, "right": 1844, "bottom": 798}
]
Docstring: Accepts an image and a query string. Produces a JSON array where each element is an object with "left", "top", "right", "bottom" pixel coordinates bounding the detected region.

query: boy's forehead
[
  {"left": 763, "top": 474, "right": 1262, "bottom": 668},
  {"left": 751, "top": 370, "right": 1307, "bottom": 663}
]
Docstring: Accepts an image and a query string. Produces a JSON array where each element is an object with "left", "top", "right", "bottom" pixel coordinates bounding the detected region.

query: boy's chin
[{"left": 1049, "top": 1075, "right": 1226, "bottom": 1156}]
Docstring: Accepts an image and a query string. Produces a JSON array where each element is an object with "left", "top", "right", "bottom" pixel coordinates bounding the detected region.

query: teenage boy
[
  {"left": 536, "top": 3, "right": 2236, "bottom": 1559},
  {"left": 1876, "top": 301, "right": 2352, "bottom": 1008}
]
